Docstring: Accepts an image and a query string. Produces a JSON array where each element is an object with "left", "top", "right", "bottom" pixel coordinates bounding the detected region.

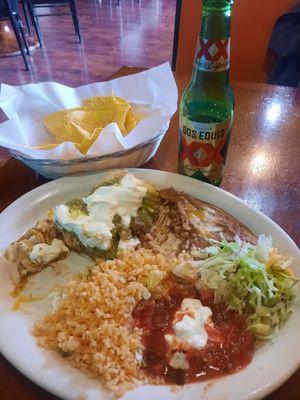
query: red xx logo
[
  {"left": 180, "top": 136, "right": 226, "bottom": 168},
  {"left": 196, "top": 38, "right": 229, "bottom": 61}
]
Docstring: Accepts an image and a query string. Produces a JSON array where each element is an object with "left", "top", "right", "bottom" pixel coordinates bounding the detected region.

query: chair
[
  {"left": 0, "top": 0, "right": 29, "bottom": 69},
  {"left": 19, "top": 0, "right": 31, "bottom": 32},
  {"left": 25, "top": 0, "right": 81, "bottom": 47}
]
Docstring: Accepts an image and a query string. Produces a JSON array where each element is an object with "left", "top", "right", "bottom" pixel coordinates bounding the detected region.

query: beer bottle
[{"left": 179, "top": 0, "right": 234, "bottom": 186}]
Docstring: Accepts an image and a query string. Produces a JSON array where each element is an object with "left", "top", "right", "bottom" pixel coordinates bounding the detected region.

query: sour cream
[
  {"left": 54, "top": 173, "right": 148, "bottom": 250},
  {"left": 166, "top": 298, "right": 212, "bottom": 350}
]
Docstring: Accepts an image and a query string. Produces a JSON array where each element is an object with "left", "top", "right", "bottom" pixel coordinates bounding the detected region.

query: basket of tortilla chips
[{"left": 0, "top": 64, "right": 177, "bottom": 178}]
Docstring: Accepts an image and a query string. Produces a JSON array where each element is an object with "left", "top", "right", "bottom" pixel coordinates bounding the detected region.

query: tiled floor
[{"left": 0, "top": 0, "right": 176, "bottom": 86}]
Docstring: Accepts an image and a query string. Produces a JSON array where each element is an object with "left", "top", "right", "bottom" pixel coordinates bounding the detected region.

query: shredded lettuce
[{"left": 195, "top": 235, "right": 298, "bottom": 339}]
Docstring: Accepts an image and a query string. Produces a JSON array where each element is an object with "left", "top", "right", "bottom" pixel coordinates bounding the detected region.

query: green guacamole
[
  {"left": 130, "top": 191, "right": 160, "bottom": 235},
  {"left": 91, "top": 214, "right": 121, "bottom": 260},
  {"left": 65, "top": 198, "right": 88, "bottom": 218},
  {"left": 89, "top": 174, "right": 124, "bottom": 195},
  {"left": 60, "top": 177, "right": 160, "bottom": 261}
]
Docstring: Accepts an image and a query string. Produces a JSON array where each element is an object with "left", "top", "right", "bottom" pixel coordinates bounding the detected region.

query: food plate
[{"left": 0, "top": 169, "right": 299, "bottom": 400}]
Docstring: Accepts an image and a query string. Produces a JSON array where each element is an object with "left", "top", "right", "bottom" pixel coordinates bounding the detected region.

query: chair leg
[
  {"left": 21, "top": 0, "right": 31, "bottom": 33},
  {"left": 70, "top": 0, "right": 82, "bottom": 43},
  {"left": 26, "top": 1, "right": 43, "bottom": 47},
  {"left": 18, "top": 17, "right": 30, "bottom": 55},
  {"left": 10, "top": 15, "right": 29, "bottom": 70}
]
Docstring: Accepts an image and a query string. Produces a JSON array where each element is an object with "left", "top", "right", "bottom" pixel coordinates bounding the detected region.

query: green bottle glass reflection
[{"left": 179, "top": 0, "right": 234, "bottom": 186}]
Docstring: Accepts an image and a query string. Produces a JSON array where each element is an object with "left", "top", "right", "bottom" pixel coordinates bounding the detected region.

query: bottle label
[
  {"left": 195, "top": 37, "right": 230, "bottom": 72},
  {"left": 179, "top": 116, "right": 233, "bottom": 182}
]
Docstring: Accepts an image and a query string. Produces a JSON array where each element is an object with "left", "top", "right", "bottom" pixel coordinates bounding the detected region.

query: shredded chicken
[
  {"left": 19, "top": 219, "right": 58, "bottom": 244},
  {"left": 5, "top": 219, "right": 69, "bottom": 279},
  {"left": 142, "top": 188, "right": 256, "bottom": 255}
]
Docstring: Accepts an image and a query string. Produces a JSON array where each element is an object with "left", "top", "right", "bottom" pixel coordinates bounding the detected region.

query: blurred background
[{"left": 0, "top": 0, "right": 299, "bottom": 86}]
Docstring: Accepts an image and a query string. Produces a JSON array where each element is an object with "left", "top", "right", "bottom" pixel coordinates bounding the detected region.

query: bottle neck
[{"left": 191, "top": 1, "right": 232, "bottom": 86}]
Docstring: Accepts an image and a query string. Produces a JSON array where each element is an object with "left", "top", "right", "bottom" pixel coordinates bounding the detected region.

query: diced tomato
[
  {"left": 132, "top": 282, "right": 254, "bottom": 385},
  {"left": 205, "top": 324, "right": 224, "bottom": 343},
  {"left": 173, "top": 310, "right": 194, "bottom": 323}
]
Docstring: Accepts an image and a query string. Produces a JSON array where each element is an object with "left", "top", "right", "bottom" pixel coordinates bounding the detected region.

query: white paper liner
[{"left": 0, "top": 63, "right": 177, "bottom": 160}]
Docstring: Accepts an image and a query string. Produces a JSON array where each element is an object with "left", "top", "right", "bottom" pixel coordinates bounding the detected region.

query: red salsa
[{"left": 132, "top": 281, "right": 254, "bottom": 385}]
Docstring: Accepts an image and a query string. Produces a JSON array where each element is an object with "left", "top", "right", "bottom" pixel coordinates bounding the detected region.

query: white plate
[{"left": 0, "top": 169, "right": 299, "bottom": 400}]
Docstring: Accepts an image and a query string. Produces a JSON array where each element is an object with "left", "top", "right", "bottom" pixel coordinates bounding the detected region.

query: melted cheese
[{"left": 54, "top": 173, "right": 147, "bottom": 250}]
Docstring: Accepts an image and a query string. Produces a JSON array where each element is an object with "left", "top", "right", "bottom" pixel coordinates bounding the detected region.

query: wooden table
[{"left": 0, "top": 67, "right": 299, "bottom": 400}]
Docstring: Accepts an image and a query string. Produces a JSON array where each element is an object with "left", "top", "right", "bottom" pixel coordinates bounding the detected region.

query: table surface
[{"left": 0, "top": 67, "right": 299, "bottom": 400}]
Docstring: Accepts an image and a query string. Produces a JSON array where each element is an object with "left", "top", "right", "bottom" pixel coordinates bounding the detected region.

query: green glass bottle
[{"left": 179, "top": 0, "right": 234, "bottom": 186}]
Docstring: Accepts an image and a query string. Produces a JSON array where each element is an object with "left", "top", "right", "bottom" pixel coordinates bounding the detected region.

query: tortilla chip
[
  {"left": 82, "top": 95, "right": 126, "bottom": 110},
  {"left": 43, "top": 107, "right": 89, "bottom": 144},
  {"left": 41, "top": 95, "right": 140, "bottom": 154},
  {"left": 66, "top": 110, "right": 112, "bottom": 134},
  {"left": 113, "top": 103, "right": 130, "bottom": 135},
  {"left": 83, "top": 95, "right": 137, "bottom": 135},
  {"left": 75, "top": 127, "right": 103, "bottom": 154},
  {"left": 124, "top": 108, "right": 139, "bottom": 135}
]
